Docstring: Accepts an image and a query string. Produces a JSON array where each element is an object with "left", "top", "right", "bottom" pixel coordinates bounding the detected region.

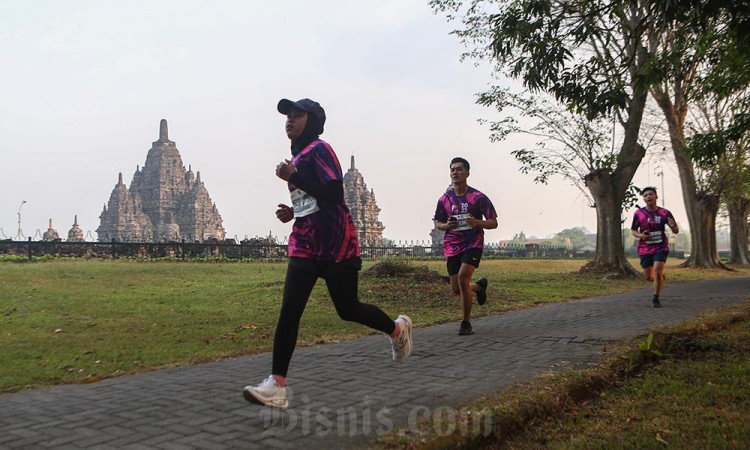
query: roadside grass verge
[
  {"left": 378, "top": 300, "right": 750, "bottom": 449},
  {"left": 1, "top": 258, "right": 747, "bottom": 393}
]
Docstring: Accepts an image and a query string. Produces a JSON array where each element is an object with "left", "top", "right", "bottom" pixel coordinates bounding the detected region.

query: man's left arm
[
  {"left": 481, "top": 217, "right": 498, "bottom": 229},
  {"left": 468, "top": 195, "right": 498, "bottom": 229},
  {"left": 667, "top": 212, "right": 678, "bottom": 234}
]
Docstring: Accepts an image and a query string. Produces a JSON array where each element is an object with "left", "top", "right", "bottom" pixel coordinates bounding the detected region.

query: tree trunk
[
  {"left": 685, "top": 191, "right": 728, "bottom": 266},
  {"left": 651, "top": 87, "right": 730, "bottom": 269},
  {"left": 727, "top": 196, "right": 750, "bottom": 265},
  {"left": 671, "top": 146, "right": 729, "bottom": 268},
  {"left": 578, "top": 79, "right": 649, "bottom": 277},
  {"left": 580, "top": 169, "right": 639, "bottom": 277}
]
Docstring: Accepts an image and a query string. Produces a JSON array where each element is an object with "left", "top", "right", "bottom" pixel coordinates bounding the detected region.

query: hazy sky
[{"left": 0, "top": 0, "right": 689, "bottom": 243}]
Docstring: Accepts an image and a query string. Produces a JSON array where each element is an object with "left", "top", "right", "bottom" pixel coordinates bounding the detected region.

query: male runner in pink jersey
[
  {"left": 630, "top": 186, "right": 679, "bottom": 308},
  {"left": 434, "top": 157, "right": 498, "bottom": 335}
]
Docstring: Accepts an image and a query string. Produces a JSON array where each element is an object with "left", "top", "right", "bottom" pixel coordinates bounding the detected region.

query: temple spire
[
  {"left": 160, "top": 119, "right": 168, "bottom": 141},
  {"left": 153, "top": 118, "right": 174, "bottom": 146},
  {"left": 342, "top": 155, "right": 384, "bottom": 246}
]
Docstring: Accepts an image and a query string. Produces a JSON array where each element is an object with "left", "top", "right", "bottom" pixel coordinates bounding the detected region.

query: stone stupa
[
  {"left": 67, "top": 215, "right": 85, "bottom": 242},
  {"left": 42, "top": 219, "right": 60, "bottom": 241}
]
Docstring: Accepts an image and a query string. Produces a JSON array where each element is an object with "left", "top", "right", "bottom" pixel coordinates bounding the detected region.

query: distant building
[
  {"left": 97, "top": 120, "right": 225, "bottom": 242},
  {"left": 68, "top": 215, "right": 85, "bottom": 242},
  {"left": 343, "top": 156, "right": 385, "bottom": 246},
  {"left": 430, "top": 185, "right": 453, "bottom": 250},
  {"left": 430, "top": 220, "right": 445, "bottom": 252},
  {"left": 42, "top": 219, "right": 60, "bottom": 241}
]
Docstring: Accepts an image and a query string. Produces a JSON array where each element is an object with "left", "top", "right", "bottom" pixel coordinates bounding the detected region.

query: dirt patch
[{"left": 363, "top": 260, "right": 449, "bottom": 283}]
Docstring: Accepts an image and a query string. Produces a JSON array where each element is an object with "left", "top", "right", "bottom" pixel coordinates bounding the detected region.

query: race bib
[
  {"left": 452, "top": 213, "right": 472, "bottom": 231},
  {"left": 645, "top": 232, "right": 663, "bottom": 244},
  {"left": 290, "top": 189, "right": 320, "bottom": 218}
]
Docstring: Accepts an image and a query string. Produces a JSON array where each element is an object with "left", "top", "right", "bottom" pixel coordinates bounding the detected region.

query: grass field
[
  {"left": 508, "top": 311, "right": 750, "bottom": 449},
  {"left": 1, "top": 258, "right": 748, "bottom": 394}
]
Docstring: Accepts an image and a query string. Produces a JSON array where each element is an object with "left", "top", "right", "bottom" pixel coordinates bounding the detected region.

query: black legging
[{"left": 272, "top": 263, "right": 396, "bottom": 377}]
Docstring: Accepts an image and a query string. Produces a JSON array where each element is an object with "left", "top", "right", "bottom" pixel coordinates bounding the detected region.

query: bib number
[
  {"left": 290, "top": 189, "right": 319, "bottom": 218},
  {"left": 452, "top": 214, "right": 472, "bottom": 231},
  {"left": 645, "top": 232, "right": 663, "bottom": 244}
]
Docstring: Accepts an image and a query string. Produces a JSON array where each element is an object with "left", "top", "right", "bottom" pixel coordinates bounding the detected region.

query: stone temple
[
  {"left": 68, "top": 215, "right": 85, "bottom": 242},
  {"left": 97, "top": 120, "right": 225, "bottom": 243},
  {"left": 343, "top": 155, "right": 384, "bottom": 246}
]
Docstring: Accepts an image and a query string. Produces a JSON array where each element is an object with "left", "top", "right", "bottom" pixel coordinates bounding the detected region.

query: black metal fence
[{"left": 0, "top": 238, "right": 597, "bottom": 261}]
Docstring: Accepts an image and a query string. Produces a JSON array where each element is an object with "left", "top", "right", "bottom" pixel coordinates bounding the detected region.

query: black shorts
[
  {"left": 447, "top": 248, "right": 483, "bottom": 276},
  {"left": 639, "top": 251, "right": 668, "bottom": 269}
]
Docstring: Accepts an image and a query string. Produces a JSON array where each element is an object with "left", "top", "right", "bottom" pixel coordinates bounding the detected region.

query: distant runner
[
  {"left": 630, "top": 186, "right": 679, "bottom": 308},
  {"left": 433, "top": 157, "right": 498, "bottom": 335}
]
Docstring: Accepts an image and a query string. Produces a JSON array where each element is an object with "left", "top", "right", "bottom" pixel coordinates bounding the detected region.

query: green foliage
[
  {"left": 651, "top": 0, "right": 750, "bottom": 173},
  {"left": 550, "top": 227, "right": 590, "bottom": 247},
  {"left": 653, "top": 0, "right": 750, "bottom": 100},
  {"left": 0, "top": 254, "right": 55, "bottom": 263},
  {"left": 0, "top": 255, "right": 28, "bottom": 262},
  {"left": 489, "top": 1, "right": 637, "bottom": 119},
  {"left": 686, "top": 130, "right": 732, "bottom": 168},
  {"left": 638, "top": 333, "right": 663, "bottom": 357},
  {"left": 431, "top": 0, "right": 652, "bottom": 119},
  {"left": 686, "top": 95, "right": 750, "bottom": 168},
  {"left": 622, "top": 184, "right": 641, "bottom": 211}
]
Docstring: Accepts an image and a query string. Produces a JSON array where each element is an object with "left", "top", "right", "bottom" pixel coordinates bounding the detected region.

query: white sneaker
[
  {"left": 390, "top": 315, "right": 413, "bottom": 362},
  {"left": 242, "top": 375, "right": 288, "bottom": 409}
]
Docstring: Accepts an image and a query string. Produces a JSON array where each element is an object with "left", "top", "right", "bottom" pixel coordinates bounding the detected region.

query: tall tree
[
  {"left": 725, "top": 181, "right": 750, "bottom": 266},
  {"left": 476, "top": 90, "right": 641, "bottom": 256},
  {"left": 431, "top": 0, "right": 659, "bottom": 276},
  {"left": 646, "top": 9, "right": 742, "bottom": 268},
  {"left": 478, "top": 92, "right": 627, "bottom": 199},
  {"left": 646, "top": 0, "right": 750, "bottom": 267},
  {"left": 688, "top": 93, "right": 750, "bottom": 266}
]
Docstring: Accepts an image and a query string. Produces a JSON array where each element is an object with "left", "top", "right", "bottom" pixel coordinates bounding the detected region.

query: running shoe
[
  {"left": 459, "top": 320, "right": 474, "bottom": 335},
  {"left": 652, "top": 298, "right": 662, "bottom": 308},
  {"left": 242, "top": 375, "right": 288, "bottom": 409},
  {"left": 476, "top": 277, "right": 488, "bottom": 305},
  {"left": 390, "top": 315, "right": 413, "bottom": 362}
]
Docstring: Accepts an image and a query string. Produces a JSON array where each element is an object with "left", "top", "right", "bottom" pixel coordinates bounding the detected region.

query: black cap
[{"left": 278, "top": 98, "right": 326, "bottom": 133}]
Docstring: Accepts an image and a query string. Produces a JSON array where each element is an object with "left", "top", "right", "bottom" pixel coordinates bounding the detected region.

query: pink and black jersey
[
  {"left": 631, "top": 207, "right": 674, "bottom": 256},
  {"left": 434, "top": 187, "right": 497, "bottom": 257},
  {"left": 287, "top": 140, "right": 359, "bottom": 262}
]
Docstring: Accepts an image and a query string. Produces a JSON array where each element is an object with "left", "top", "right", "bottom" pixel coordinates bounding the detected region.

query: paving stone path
[{"left": 1, "top": 276, "right": 748, "bottom": 449}]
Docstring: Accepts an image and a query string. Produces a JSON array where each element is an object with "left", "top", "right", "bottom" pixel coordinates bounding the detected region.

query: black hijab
[{"left": 290, "top": 114, "right": 323, "bottom": 156}]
